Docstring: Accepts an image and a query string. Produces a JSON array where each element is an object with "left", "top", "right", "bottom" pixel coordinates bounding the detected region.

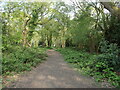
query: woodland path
[{"left": 9, "top": 49, "right": 101, "bottom": 88}]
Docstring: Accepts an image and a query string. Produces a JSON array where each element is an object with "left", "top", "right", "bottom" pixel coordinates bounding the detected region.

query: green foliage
[
  {"left": 69, "top": 10, "right": 94, "bottom": 45},
  {"left": 104, "top": 16, "right": 120, "bottom": 46},
  {"left": 1, "top": 1, "right": 120, "bottom": 88},
  {"left": 2, "top": 46, "right": 47, "bottom": 75},
  {"left": 57, "top": 48, "right": 120, "bottom": 87},
  {"left": 99, "top": 40, "right": 120, "bottom": 70}
]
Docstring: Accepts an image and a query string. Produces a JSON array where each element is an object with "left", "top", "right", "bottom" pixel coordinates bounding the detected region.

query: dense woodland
[{"left": 0, "top": 0, "right": 120, "bottom": 88}]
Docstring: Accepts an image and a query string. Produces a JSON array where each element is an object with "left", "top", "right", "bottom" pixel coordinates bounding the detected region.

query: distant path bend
[{"left": 9, "top": 49, "right": 100, "bottom": 88}]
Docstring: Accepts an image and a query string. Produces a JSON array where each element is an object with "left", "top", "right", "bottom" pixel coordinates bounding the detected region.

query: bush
[{"left": 99, "top": 40, "right": 120, "bottom": 71}]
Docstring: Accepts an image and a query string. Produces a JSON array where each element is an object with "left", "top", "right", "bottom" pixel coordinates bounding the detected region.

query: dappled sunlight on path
[{"left": 8, "top": 49, "right": 100, "bottom": 88}]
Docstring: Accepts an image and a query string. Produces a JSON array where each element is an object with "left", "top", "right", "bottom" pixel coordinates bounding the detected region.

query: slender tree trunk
[
  {"left": 22, "top": 18, "right": 30, "bottom": 47},
  {"left": 61, "top": 39, "right": 66, "bottom": 48},
  {"left": 89, "top": 36, "right": 95, "bottom": 53},
  {"left": 47, "top": 33, "right": 52, "bottom": 47}
]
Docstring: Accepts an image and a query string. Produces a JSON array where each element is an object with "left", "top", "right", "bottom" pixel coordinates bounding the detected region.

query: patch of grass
[{"left": 56, "top": 48, "right": 120, "bottom": 88}]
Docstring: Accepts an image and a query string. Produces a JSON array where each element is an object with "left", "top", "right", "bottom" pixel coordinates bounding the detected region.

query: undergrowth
[
  {"left": 2, "top": 46, "right": 47, "bottom": 76},
  {"left": 56, "top": 48, "right": 120, "bottom": 88}
]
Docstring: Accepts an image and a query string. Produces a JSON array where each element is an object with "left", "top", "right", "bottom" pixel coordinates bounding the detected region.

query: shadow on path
[{"left": 9, "top": 49, "right": 101, "bottom": 88}]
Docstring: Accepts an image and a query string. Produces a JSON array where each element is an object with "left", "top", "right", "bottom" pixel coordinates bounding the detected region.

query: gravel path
[{"left": 9, "top": 49, "right": 101, "bottom": 88}]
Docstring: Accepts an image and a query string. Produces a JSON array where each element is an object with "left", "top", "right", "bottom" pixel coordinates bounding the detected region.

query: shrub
[{"left": 99, "top": 40, "right": 120, "bottom": 71}]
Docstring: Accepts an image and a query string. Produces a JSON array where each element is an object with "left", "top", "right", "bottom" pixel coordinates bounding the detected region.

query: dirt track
[{"left": 8, "top": 49, "right": 102, "bottom": 88}]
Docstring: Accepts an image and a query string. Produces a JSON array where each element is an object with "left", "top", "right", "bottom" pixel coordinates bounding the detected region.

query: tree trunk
[
  {"left": 22, "top": 28, "right": 28, "bottom": 47},
  {"left": 100, "top": 2, "right": 120, "bottom": 19},
  {"left": 22, "top": 18, "right": 30, "bottom": 47},
  {"left": 47, "top": 33, "right": 52, "bottom": 47},
  {"left": 89, "top": 36, "right": 95, "bottom": 53},
  {"left": 61, "top": 39, "right": 66, "bottom": 48}
]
